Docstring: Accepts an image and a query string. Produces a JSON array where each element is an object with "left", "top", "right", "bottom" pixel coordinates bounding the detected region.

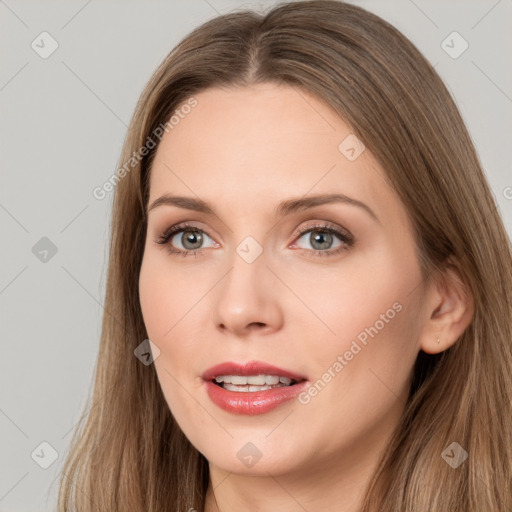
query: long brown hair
[{"left": 57, "top": 1, "right": 512, "bottom": 510}]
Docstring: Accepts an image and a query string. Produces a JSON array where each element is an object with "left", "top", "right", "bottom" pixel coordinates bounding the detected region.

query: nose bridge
[{"left": 212, "top": 234, "right": 283, "bottom": 334}]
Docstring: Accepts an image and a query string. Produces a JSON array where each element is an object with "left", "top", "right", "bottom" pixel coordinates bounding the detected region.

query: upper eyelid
[{"left": 295, "top": 222, "right": 351, "bottom": 237}]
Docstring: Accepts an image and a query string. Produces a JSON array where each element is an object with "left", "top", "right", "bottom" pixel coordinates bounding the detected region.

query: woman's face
[{"left": 139, "top": 83, "right": 427, "bottom": 478}]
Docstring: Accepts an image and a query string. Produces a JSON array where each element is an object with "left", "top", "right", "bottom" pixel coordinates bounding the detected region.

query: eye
[
  {"left": 292, "top": 223, "right": 354, "bottom": 257},
  {"left": 154, "top": 221, "right": 354, "bottom": 258},
  {"left": 171, "top": 229, "right": 213, "bottom": 251},
  {"left": 155, "top": 223, "right": 218, "bottom": 257}
]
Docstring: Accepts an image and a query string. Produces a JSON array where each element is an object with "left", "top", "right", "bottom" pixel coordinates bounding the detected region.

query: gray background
[{"left": 1, "top": 0, "right": 511, "bottom": 510}]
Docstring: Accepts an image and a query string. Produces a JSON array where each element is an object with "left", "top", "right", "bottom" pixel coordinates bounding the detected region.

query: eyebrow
[{"left": 146, "top": 193, "right": 379, "bottom": 223}]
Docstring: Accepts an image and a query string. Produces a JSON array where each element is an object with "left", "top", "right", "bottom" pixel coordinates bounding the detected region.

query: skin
[{"left": 138, "top": 83, "right": 473, "bottom": 512}]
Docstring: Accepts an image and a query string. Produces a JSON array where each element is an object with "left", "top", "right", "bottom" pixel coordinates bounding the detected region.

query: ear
[{"left": 418, "top": 258, "right": 474, "bottom": 354}]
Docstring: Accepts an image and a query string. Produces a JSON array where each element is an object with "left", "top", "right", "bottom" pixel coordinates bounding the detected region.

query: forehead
[{"left": 148, "top": 83, "right": 395, "bottom": 219}]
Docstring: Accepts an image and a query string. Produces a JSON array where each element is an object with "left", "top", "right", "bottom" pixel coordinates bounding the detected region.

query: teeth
[
  {"left": 223, "top": 383, "right": 282, "bottom": 392},
  {"left": 213, "top": 374, "right": 298, "bottom": 392},
  {"left": 249, "top": 385, "right": 270, "bottom": 391},
  {"left": 248, "top": 375, "right": 266, "bottom": 385},
  {"left": 231, "top": 375, "right": 248, "bottom": 385},
  {"left": 214, "top": 374, "right": 294, "bottom": 385}
]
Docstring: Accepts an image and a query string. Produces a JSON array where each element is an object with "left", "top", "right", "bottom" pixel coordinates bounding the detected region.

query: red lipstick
[{"left": 202, "top": 360, "right": 308, "bottom": 415}]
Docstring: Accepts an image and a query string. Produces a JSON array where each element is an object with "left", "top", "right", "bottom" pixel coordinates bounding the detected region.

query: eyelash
[{"left": 154, "top": 222, "right": 354, "bottom": 258}]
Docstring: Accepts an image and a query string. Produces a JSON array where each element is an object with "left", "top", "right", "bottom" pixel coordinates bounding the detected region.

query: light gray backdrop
[{"left": 1, "top": 0, "right": 511, "bottom": 510}]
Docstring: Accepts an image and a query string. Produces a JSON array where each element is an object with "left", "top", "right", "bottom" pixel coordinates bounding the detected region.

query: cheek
[
  {"left": 139, "top": 255, "right": 204, "bottom": 426},
  {"left": 295, "top": 244, "right": 422, "bottom": 400},
  {"left": 139, "top": 252, "right": 206, "bottom": 392},
  {"left": 139, "top": 251, "right": 196, "bottom": 340},
  {"left": 285, "top": 243, "right": 421, "bottom": 348},
  {"left": 294, "top": 293, "right": 421, "bottom": 456}
]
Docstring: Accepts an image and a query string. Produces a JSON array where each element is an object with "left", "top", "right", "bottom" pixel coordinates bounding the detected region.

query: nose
[{"left": 212, "top": 246, "right": 284, "bottom": 337}]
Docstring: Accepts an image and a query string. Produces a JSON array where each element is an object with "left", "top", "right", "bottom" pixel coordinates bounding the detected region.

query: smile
[
  {"left": 213, "top": 374, "right": 295, "bottom": 392},
  {"left": 202, "top": 361, "right": 308, "bottom": 415}
]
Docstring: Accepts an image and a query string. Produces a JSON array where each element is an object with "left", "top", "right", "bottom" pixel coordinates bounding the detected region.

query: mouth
[
  {"left": 202, "top": 361, "right": 308, "bottom": 415},
  {"left": 211, "top": 374, "right": 302, "bottom": 392},
  {"left": 202, "top": 360, "right": 307, "bottom": 389}
]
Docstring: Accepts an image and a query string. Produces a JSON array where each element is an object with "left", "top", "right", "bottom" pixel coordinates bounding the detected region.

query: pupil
[
  {"left": 183, "top": 230, "right": 203, "bottom": 250},
  {"left": 311, "top": 231, "right": 332, "bottom": 250}
]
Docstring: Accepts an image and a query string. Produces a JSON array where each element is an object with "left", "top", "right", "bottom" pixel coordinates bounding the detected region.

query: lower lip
[{"left": 204, "top": 380, "right": 308, "bottom": 415}]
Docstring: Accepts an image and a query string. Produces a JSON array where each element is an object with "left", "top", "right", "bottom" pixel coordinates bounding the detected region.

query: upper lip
[{"left": 202, "top": 360, "right": 307, "bottom": 382}]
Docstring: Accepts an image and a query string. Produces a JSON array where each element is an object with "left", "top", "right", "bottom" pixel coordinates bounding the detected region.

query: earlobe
[{"left": 418, "top": 260, "right": 474, "bottom": 355}]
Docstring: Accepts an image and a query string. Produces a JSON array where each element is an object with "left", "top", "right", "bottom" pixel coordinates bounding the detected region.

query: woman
[{"left": 57, "top": 1, "right": 512, "bottom": 510}]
